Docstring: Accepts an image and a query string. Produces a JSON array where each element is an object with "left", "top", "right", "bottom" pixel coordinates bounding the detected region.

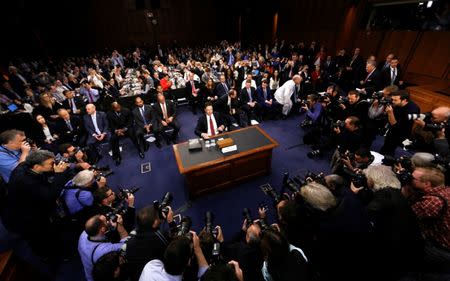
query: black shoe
[
  {"left": 144, "top": 142, "right": 150, "bottom": 151},
  {"left": 155, "top": 142, "right": 162, "bottom": 149},
  {"left": 139, "top": 152, "right": 145, "bottom": 159},
  {"left": 115, "top": 157, "right": 121, "bottom": 166}
]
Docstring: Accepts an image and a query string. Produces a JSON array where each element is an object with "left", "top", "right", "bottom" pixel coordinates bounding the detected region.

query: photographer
[
  {"left": 351, "top": 165, "right": 424, "bottom": 280},
  {"left": 78, "top": 214, "right": 129, "bottom": 281},
  {"left": 91, "top": 186, "right": 136, "bottom": 235},
  {"left": 413, "top": 106, "right": 450, "bottom": 157},
  {"left": 301, "top": 93, "right": 323, "bottom": 125},
  {"left": 124, "top": 204, "right": 177, "bottom": 281},
  {"left": 365, "top": 85, "right": 398, "bottom": 146},
  {"left": 92, "top": 251, "right": 126, "bottom": 281},
  {"left": 0, "top": 129, "right": 32, "bottom": 182},
  {"left": 223, "top": 210, "right": 265, "bottom": 281},
  {"left": 341, "top": 148, "right": 384, "bottom": 179},
  {"left": 407, "top": 167, "right": 450, "bottom": 271},
  {"left": 201, "top": 262, "right": 244, "bottom": 281},
  {"left": 139, "top": 232, "right": 209, "bottom": 281},
  {"left": 380, "top": 90, "right": 420, "bottom": 156},
  {"left": 339, "top": 90, "right": 369, "bottom": 130},
  {"left": 260, "top": 229, "right": 309, "bottom": 281},
  {"left": 330, "top": 116, "right": 363, "bottom": 173},
  {"left": 2, "top": 150, "right": 69, "bottom": 258},
  {"left": 57, "top": 143, "right": 92, "bottom": 171}
]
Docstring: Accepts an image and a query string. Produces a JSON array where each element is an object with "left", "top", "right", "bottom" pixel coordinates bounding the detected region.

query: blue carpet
[{"left": 1, "top": 106, "right": 413, "bottom": 280}]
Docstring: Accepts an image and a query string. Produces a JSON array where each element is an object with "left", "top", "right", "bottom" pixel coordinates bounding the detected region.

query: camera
[
  {"left": 350, "top": 171, "right": 367, "bottom": 189},
  {"left": 260, "top": 183, "right": 287, "bottom": 205},
  {"left": 337, "top": 96, "right": 348, "bottom": 105},
  {"left": 205, "top": 211, "right": 218, "bottom": 237},
  {"left": 117, "top": 187, "right": 140, "bottom": 201},
  {"left": 24, "top": 138, "right": 35, "bottom": 146},
  {"left": 176, "top": 217, "right": 192, "bottom": 238},
  {"left": 379, "top": 96, "right": 393, "bottom": 106},
  {"left": 54, "top": 154, "right": 69, "bottom": 164},
  {"left": 382, "top": 155, "right": 413, "bottom": 172},
  {"left": 242, "top": 208, "right": 253, "bottom": 228},
  {"left": 153, "top": 192, "right": 173, "bottom": 219},
  {"left": 425, "top": 122, "right": 446, "bottom": 132},
  {"left": 283, "top": 172, "right": 300, "bottom": 193},
  {"left": 332, "top": 120, "right": 345, "bottom": 129},
  {"left": 105, "top": 204, "right": 128, "bottom": 223}
]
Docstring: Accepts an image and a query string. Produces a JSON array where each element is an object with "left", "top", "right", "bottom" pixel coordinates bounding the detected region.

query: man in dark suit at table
[
  {"left": 132, "top": 96, "right": 155, "bottom": 150},
  {"left": 107, "top": 102, "right": 137, "bottom": 165},
  {"left": 195, "top": 103, "right": 225, "bottom": 139},
  {"left": 62, "top": 90, "right": 85, "bottom": 115},
  {"left": 56, "top": 108, "right": 85, "bottom": 144},
  {"left": 83, "top": 104, "right": 110, "bottom": 161},
  {"left": 152, "top": 92, "right": 180, "bottom": 145},
  {"left": 214, "top": 74, "right": 230, "bottom": 98},
  {"left": 381, "top": 56, "right": 404, "bottom": 89},
  {"left": 240, "top": 79, "right": 261, "bottom": 124}
]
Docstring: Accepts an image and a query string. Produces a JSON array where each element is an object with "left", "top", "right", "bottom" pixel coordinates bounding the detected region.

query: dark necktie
[
  {"left": 209, "top": 116, "right": 215, "bottom": 136},
  {"left": 140, "top": 107, "right": 147, "bottom": 125},
  {"left": 66, "top": 120, "right": 73, "bottom": 131},
  {"left": 391, "top": 69, "right": 396, "bottom": 85}
]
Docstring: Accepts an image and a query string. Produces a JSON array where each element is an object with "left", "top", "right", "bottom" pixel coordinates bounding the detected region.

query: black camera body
[
  {"left": 153, "top": 192, "right": 173, "bottom": 219},
  {"left": 350, "top": 172, "right": 367, "bottom": 189},
  {"left": 332, "top": 120, "right": 345, "bottom": 129},
  {"left": 176, "top": 217, "right": 192, "bottom": 239},
  {"left": 425, "top": 122, "right": 446, "bottom": 132},
  {"left": 117, "top": 187, "right": 140, "bottom": 201},
  {"left": 260, "top": 183, "right": 287, "bottom": 205},
  {"left": 242, "top": 208, "right": 253, "bottom": 227},
  {"left": 379, "top": 96, "right": 393, "bottom": 106}
]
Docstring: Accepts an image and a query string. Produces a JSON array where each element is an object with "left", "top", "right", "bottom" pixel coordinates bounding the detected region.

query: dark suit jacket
[
  {"left": 381, "top": 66, "right": 402, "bottom": 88},
  {"left": 214, "top": 82, "right": 230, "bottom": 98},
  {"left": 184, "top": 80, "right": 201, "bottom": 99},
  {"left": 132, "top": 105, "right": 153, "bottom": 130},
  {"left": 61, "top": 97, "right": 85, "bottom": 114},
  {"left": 32, "top": 122, "right": 59, "bottom": 146},
  {"left": 107, "top": 107, "right": 133, "bottom": 132},
  {"left": 240, "top": 87, "right": 257, "bottom": 105},
  {"left": 83, "top": 111, "right": 109, "bottom": 139},
  {"left": 256, "top": 86, "right": 273, "bottom": 107},
  {"left": 152, "top": 100, "right": 177, "bottom": 123},
  {"left": 194, "top": 112, "right": 225, "bottom": 137},
  {"left": 214, "top": 94, "right": 240, "bottom": 115},
  {"left": 55, "top": 115, "right": 83, "bottom": 143},
  {"left": 361, "top": 69, "right": 382, "bottom": 92}
]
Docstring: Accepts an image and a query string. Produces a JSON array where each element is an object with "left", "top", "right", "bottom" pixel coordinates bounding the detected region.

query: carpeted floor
[{"left": 1, "top": 105, "right": 411, "bottom": 280}]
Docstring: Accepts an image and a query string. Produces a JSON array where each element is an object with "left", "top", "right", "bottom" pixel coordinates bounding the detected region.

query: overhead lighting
[{"left": 427, "top": 1, "right": 433, "bottom": 8}]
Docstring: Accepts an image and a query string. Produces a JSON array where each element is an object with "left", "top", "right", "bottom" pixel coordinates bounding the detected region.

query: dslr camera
[
  {"left": 153, "top": 192, "right": 173, "bottom": 219},
  {"left": 332, "top": 120, "right": 345, "bottom": 129}
]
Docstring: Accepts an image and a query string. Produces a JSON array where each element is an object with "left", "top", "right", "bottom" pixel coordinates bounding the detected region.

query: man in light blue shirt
[
  {"left": 139, "top": 232, "right": 209, "bottom": 281},
  {"left": 78, "top": 214, "right": 129, "bottom": 281},
  {"left": 0, "top": 129, "right": 31, "bottom": 182}
]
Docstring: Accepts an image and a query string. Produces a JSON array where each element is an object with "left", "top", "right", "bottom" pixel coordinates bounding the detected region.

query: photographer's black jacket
[{"left": 2, "top": 163, "right": 70, "bottom": 235}]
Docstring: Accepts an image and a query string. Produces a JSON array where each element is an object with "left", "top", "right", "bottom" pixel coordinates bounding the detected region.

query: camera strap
[{"left": 90, "top": 243, "right": 102, "bottom": 265}]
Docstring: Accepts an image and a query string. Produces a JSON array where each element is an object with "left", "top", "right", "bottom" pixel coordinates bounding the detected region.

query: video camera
[
  {"left": 260, "top": 183, "right": 289, "bottom": 205},
  {"left": 153, "top": 192, "right": 173, "bottom": 219}
]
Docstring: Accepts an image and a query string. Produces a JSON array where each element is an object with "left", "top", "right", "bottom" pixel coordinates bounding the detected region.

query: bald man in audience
[{"left": 274, "top": 75, "right": 302, "bottom": 119}]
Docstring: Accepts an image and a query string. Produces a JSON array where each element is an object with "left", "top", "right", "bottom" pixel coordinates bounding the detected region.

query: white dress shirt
[
  {"left": 139, "top": 259, "right": 208, "bottom": 281},
  {"left": 90, "top": 114, "right": 101, "bottom": 135}
]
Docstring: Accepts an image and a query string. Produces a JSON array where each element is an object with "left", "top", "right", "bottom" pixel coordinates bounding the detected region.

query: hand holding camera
[{"left": 54, "top": 161, "right": 69, "bottom": 173}]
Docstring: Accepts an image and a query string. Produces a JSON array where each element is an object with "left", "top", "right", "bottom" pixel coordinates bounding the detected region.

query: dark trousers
[
  {"left": 380, "top": 131, "right": 404, "bottom": 156},
  {"left": 134, "top": 126, "right": 150, "bottom": 153},
  {"left": 189, "top": 95, "right": 203, "bottom": 114},
  {"left": 241, "top": 104, "right": 262, "bottom": 124},
  {"left": 110, "top": 129, "right": 137, "bottom": 159},
  {"left": 154, "top": 120, "right": 180, "bottom": 143},
  {"left": 86, "top": 133, "right": 110, "bottom": 161}
]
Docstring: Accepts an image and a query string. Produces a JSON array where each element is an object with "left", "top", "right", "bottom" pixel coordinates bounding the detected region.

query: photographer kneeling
[
  {"left": 78, "top": 214, "right": 129, "bottom": 281},
  {"left": 90, "top": 186, "right": 136, "bottom": 239},
  {"left": 124, "top": 204, "right": 177, "bottom": 281},
  {"left": 330, "top": 116, "right": 363, "bottom": 173}
]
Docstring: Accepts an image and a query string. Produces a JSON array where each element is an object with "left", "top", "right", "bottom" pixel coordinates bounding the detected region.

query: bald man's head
[
  {"left": 432, "top": 107, "right": 450, "bottom": 123},
  {"left": 86, "top": 103, "right": 96, "bottom": 115},
  {"left": 85, "top": 215, "right": 106, "bottom": 237},
  {"left": 293, "top": 74, "right": 302, "bottom": 84},
  {"left": 111, "top": 102, "right": 121, "bottom": 112}
]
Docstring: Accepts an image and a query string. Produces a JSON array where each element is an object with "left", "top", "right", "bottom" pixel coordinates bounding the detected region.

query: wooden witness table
[{"left": 173, "top": 126, "right": 278, "bottom": 197}]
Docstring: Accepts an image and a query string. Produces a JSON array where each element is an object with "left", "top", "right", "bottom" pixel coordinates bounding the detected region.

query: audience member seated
[
  {"left": 62, "top": 90, "right": 85, "bottom": 115},
  {"left": 56, "top": 108, "right": 84, "bottom": 144},
  {"left": 32, "top": 114, "right": 59, "bottom": 152},
  {"left": 256, "top": 79, "right": 281, "bottom": 120},
  {"left": 84, "top": 104, "right": 110, "bottom": 162},
  {"left": 240, "top": 79, "right": 261, "bottom": 124},
  {"left": 152, "top": 92, "right": 180, "bottom": 145},
  {"left": 214, "top": 88, "right": 247, "bottom": 128},
  {"left": 107, "top": 102, "right": 137, "bottom": 164}
]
